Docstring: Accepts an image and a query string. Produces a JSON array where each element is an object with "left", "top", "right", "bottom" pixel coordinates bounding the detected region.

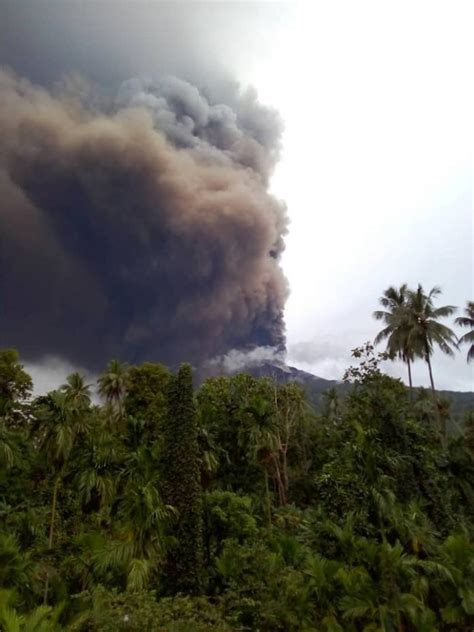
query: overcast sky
[
  {"left": 1, "top": 1, "right": 472, "bottom": 392},
  {"left": 253, "top": 2, "right": 473, "bottom": 391}
]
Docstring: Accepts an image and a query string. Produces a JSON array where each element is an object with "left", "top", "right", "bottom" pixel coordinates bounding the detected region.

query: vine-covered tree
[{"left": 162, "top": 363, "right": 203, "bottom": 594}]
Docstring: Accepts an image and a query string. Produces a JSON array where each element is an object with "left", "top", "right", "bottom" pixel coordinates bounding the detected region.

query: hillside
[{"left": 242, "top": 361, "right": 474, "bottom": 419}]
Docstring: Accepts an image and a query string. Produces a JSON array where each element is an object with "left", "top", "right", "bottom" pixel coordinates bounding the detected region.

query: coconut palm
[
  {"left": 406, "top": 285, "right": 458, "bottom": 446},
  {"left": 98, "top": 360, "right": 129, "bottom": 430},
  {"left": 455, "top": 300, "right": 474, "bottom": 363},
  {"left": 98, "top": 360, "right": 129, "bottom": 406},
  {"left": 373, "top": 284, "right": 416, "bottom": 392},
  {"left": 60, "top": 372, "right": 91, "bottom": 409}
]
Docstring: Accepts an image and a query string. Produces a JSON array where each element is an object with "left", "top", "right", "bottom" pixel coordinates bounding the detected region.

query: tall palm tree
[
  {"left": 60, "top": 372, "right": 91, "bottom": 409},
  {"left": 373, "top": 284, "right": 415, "bottom": 391},
  {"left": 406, "top": 285, "right": 458, "bottom": 447},
  {"left": 98, "top": 360, "right": 129, "bottom": 430},
  {"left": 36, "top": 379, "right": 92, "bottom": 604},
  {"left": 243, "top": 392, "right": 279, "bottom": 520},
  {"left": 455, "top": 300, "right": 474, "bottom": 363}
]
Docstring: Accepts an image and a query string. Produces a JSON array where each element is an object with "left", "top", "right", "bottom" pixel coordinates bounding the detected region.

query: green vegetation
[
  {"left": 374, "top": 283, "right": 415, "bottom": 391},
  {"left": 373, "top": 285, "right": 469, "bottom": 448},
  {"left": 162, "top": 364, "right": 203, "bottom": 594},
  {"left": 0, "top": 288, "right": 472, "bottom": 630},
  {"left": 455, "top": 301, "right": 474, "bottom": 363}
]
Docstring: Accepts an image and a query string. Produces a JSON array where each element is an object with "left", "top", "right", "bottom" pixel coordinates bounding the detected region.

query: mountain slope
[{"left": 241, "top": 361, "right": 474, "bottom": 418}]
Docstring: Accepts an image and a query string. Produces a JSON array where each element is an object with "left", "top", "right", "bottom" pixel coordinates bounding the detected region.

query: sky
[
  {"left": 0, "top": 0, "right": 472, "bottom": 392},
  {"left": 251, "top": 2, "right": 473, "bottom": 391}
]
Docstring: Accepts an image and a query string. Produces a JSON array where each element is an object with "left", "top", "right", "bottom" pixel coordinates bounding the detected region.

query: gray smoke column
[{"left": 0, "top": 68, "right": 288, "bottom": 369}]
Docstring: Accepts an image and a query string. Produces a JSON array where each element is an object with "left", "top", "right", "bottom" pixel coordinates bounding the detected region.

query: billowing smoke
[
  {"left": 0, "top": 68, "right": 288, "bottom": 369},
  {"left": 116, "top": 76, "right": 282, "bottom": 181},
  {"left": 206, "top": 346, "right": 286, "bottom": 374}
]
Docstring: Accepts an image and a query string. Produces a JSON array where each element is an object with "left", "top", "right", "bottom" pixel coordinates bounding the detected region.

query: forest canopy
[{"left": 0, "top": 345, "right": 473, "bottom": 631}]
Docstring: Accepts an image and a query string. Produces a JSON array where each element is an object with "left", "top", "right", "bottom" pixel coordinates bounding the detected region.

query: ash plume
[
  {"left": 205, "top": 346, "right": 286, "bottom": 374},
  {"left": 0, "top": 68, "right": 288, "bottom": 369}
]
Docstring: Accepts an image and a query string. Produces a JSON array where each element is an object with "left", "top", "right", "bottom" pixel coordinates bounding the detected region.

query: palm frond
[
  {"left": 456, "top": 316, "right": 474, "bottom": 328},
  {"left": 455, "top": 302, "right": 474, "bottom": 362},
  {"left": 374, "top": 325, "right": 393, "bottom": 345},
  {"left": 126, "top": 558, "right": 151, "bottom": 592},
  {"left": 0, "top": 606, "right": 23, "bottom": 632},
  {"left": 427, "top": 286, "right": 442, "bottom": 299},
  {"left": 432, "top": 305, "right": 457, "bottom": 318}
]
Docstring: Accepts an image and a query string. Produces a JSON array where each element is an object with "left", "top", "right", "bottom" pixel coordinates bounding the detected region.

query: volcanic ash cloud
[{"left": 0, "top": 69, "right": 288, "bottom": 368}]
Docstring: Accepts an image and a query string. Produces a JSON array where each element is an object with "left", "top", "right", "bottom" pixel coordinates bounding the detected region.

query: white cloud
[
  {"left": 207, "top": 346, "right": 285, "bottom": 374},
  {"left": 25, "top": 357, "right": 97, "bottom": 397}
]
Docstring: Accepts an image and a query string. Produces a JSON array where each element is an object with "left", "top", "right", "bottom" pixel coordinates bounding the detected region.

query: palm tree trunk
[
  {"left": 43, "top": 471, "right": 62, "bottom": 605},
  {"left": 281, "top": 446, "right": 289, "bottom": 504},
  {"left": 425, "top": 353, "right": 446, "bottom": 449},
  {"left": 264, "top": 469, "right": 272, "bottom": 531},
  {"left": 271, "top": 452, "right": 286, "bottom": 506},
  {"left": 378, "top": 509, "right": 387, "bottom": 544},
  {"left": 406, "top": 357, "right": 413, "bottom": 399}
]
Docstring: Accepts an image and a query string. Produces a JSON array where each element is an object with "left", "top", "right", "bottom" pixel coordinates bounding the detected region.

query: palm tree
[
  {"left": 455, "top": 300, "right": 474, "bottom": 363},
  {"left": 242, "top": 391, "right": 279, "bottom": 520},
  {"left": 0, "top": 598, "right": 63, "bottom": 632},
  {"left": 84, "top": 446, "right": 172, "bottom": 592},
  {"left": 76, "top": 423, "right": 120, "bottom": 511},
  {"left": 0, "top": 533, "right": 35, "bottom": 593},
  {"left": 35, "top": 379, "right": 92, "bottom": 604},
  {"left": 60, "top": 372, "right": 91, "bottom": 408},
  {"left": 373, "top": 284, "right": 415, "bottom": 392},
  {"left": 406, "top": 285, "right": 458, "bottom": 447},
  {"left": 98, "top": 360, "right": 129, "bottom": 430}
]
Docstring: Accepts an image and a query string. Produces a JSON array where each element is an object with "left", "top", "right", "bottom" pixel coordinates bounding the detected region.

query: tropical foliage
[
  {"left": 0, "top": 310, "right": 473, "bottom": 630},
  {"left": 373, "top": 285, "right": 472, "bottom": 447},
  {"left": 456, "top": 301, "right": 474, "bottom": 363}
]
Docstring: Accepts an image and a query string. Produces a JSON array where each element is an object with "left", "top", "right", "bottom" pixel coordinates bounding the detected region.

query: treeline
[
  {"left": 373, "top": 286, "right": 472, "bottom": 446},
  {"left": 0, "top": 344, "right": 473, "bottom": 631},
  {"left": 373, "top": 285, "right": 472, "bottom": 391}
]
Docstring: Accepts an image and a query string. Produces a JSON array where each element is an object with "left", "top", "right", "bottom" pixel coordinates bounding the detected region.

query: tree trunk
[
  {"left": 406, "top": 357, "right": 413, "bottom": 399},
  {"left": 426, "top": 353, "right": 446, "bottom": 449},
  {"left": 271, "top": 453, "right": 286, "bottom": 507},
  {"left": 264, "top": 469, "right": 272, "bottom": 531},
  {"left": 281, "top": 445, "right": 289, "bottom": 503},
  {"left": 44, "top": 471, "right": 62, "bottom": 605},
  {"left": 378, "top": 509, "right": 387, "bottom": 544}
]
